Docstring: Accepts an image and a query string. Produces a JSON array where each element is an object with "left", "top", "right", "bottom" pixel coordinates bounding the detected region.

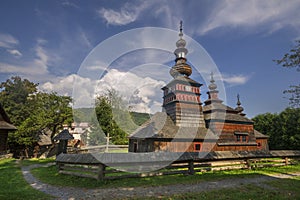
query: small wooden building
[
  {"left": 0, "top": 103, "right": 17, "bottom": 154},
  {"left": 129, "top": 23, "right": 269, "bottom": 153}
]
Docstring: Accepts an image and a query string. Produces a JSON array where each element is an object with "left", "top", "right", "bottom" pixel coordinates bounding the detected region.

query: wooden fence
[{"left": 56, "top": 150, "right": 300, "bottom": 180}]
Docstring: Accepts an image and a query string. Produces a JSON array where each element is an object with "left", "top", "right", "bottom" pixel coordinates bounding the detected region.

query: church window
[
  {"left": 235, "top": 132, "right": 248, "bottom": 143},
  {"left": 257, "top": 142, "right": 262, "bottom": 149},
  {"left": 194, "top": 143, "right": 201, "bottom": 151},
  {"left": 242, "top": 135, "right": 247, "bottom": 142},
  {"left": 185, "top": 86, "right": 192, "bottom": 92},
  {"left": 236, "top": 135, "right": 241, "bottom": 142}
]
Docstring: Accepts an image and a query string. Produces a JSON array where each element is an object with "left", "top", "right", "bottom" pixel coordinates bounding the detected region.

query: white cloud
[
  {"left": 0, "top": 33, "right": 19, "bottom": 48},
  {"left": 39, "top": 69, "right": 166, "bottom": 113},
  {"left": 95, "top": 69, "right": 165, "bottom": 113},
  {"left": 220, "top": 73, "right": 251, "bottom": 86},
  {"left": 199, "top": 0, "right": 300, "bottom": 35},
  {"left": 61, "top": 0, "right": 79, "bottom": 9},
  {"left": 7, "top": 49, "right": 22, "bottom": 57},
  {"left": 0, "top": 39, "right": 49, "bottom": 77},
  {"left": 98, "top": 1, "right": 152, "bottom": 25}
]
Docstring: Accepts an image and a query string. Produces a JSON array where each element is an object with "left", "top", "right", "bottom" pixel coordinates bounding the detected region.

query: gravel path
[{"left": 21, "top": 163, "right": 300, "bottom": 200}]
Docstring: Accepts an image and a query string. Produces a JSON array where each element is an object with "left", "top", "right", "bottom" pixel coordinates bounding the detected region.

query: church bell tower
[{"left": 162, "top": 21, "right": 205, "bottom": 128}]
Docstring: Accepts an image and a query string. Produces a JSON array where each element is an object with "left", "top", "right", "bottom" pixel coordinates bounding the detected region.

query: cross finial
[
  {"left": 210, "top": 72, "right": 215, "bottom": 83},
  {"left": 237, "top": 93, "right": 241, "bottom": 106},
  {"left": 180, "top": 20, "right": 183, "bottom": 33}
]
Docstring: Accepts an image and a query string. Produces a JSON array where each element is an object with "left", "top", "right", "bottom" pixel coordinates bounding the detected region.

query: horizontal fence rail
[{"left": 56, "top": 150, "right": 300, "bottom": 180}]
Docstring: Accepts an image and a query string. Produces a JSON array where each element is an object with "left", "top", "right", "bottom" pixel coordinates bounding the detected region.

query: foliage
[
  {"left": 275, "top": 40, "right": 300, "bottom": 108},
  {"left": 73, "top": 107, "right": 94, "bottom": 122},
  {"left": 253, "top": 107, "right": 300, "bottom": 150},
  {"left": 130, "top": 112, "right": 150, "bottom": 126},
  {"left": 0, "top": 76, "right": 38, "bottom": 126},
  {"left": 0, "top": 159, "right": 53, "bottom": 200},
  {"left": 87, "top": 116, "right": 106, "bottom": 146},
  {"left": 0, "top": 76, "right": 73, "bottom": 157},
  {"left": 275, "top": 40, "right": 300, "bottom": 71},
  {"left": 94, "top": 93, "right": 128, "bottom": 145}
]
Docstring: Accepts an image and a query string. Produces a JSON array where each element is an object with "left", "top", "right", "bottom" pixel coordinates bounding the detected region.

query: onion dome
[
  {"left": 174, "top": 21, "right": 188, "bottom": 59},
  {"left": 235, "top": 94, "right": 244, "bottom": 113},
  {"left": 170, "top": 21, "right": 192, "bottom": 78},
  {"left": 208, "top": 72, "right": 217, "bottom": 91}
]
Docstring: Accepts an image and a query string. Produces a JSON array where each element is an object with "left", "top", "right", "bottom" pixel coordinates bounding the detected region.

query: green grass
[
  {"left": 31, "top": 165, "right": 262, "bottom": 189},
  {"left": 150, "top": 180, "right": 300, "bottom": 200},
  {"left": 32, "top": 161, "right": 300, "bottom": 189},
  {"left": 1, "top": 157, "right": 300, "bottom": 200},
  {"left": 0, "top": 158, "right": 53, "bottom": 200},
  {"left": 20, "top": 157, "right": 55, "bottom": 166}
]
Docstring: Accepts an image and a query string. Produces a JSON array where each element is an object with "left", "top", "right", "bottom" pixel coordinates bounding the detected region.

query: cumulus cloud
[
  {"left": 199, "top": 0, "right": 300, "bottom": 35},
  {"left": 39, "top": 69, "right": 166, "bottom": 113},
  {"left": 95, "top": 69, "right": 165, "bottom": 113}
]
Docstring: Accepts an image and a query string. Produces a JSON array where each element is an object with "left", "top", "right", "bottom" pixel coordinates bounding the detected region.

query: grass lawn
[
  {"left": 1, "top": 157, "right": 299, "bottom": 199},
  {"left": 152, "top": 178, "right": 300, "bottom": 200},
  {"left": 0, "top": 158, "right": 53, "bottom": 200},
  {"left": 31, "top": 160, "right": 300, "bottom": 189}
]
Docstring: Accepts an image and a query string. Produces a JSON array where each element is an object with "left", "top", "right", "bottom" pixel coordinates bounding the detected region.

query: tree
[
  {"left": 87, "top": 116, "right": 106, "bottom": 146},
  {"left": 252, "top": 108, "right": 300, "bottom": 150},
  {"left": 94, "top": 95, "right": 128, "bottom": 145},
  {"left": 0, "top": 76, "right": 73, "bottom": 157},
  {"left": 0, "top": 76, "right": 38, "bottom": 126},
  {"left": 275, "top": 40, "right": 300, "bottom": 108}
]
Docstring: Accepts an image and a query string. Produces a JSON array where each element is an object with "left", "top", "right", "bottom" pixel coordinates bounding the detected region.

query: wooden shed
[{"left": 0, "top": 103, "right": 17, "bottom": 154}]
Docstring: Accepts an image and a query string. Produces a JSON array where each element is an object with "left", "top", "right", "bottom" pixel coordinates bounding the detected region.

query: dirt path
[{"left": 21, "top": 163, "right": 300, "bottom": 200}]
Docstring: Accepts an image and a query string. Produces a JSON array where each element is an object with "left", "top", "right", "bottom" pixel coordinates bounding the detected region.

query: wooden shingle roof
[
  {"left": 129, "top": 112, "right": 216, "bottom": 140},
  {"left": 0, "top": 103, "right": 17, "bottom": 130}
]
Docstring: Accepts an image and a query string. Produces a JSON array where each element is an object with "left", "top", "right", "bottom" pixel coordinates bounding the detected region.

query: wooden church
[{"left": 128, "top": 23, "right": 269, "bottom": 153}]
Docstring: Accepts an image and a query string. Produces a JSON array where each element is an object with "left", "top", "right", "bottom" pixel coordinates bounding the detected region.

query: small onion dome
[
  {"left": 208, "top": 82, "right": 217, "bottom": 91},
  {"left": 176, "top": 38, "right": 186, "bottom": 48},
  {"left": 235, "top": 106, "right": 244, "bottom": 113},
  {"left": 170, "top": 62, "right": 192, "bottom": 78},
  {"left": 235, "top": 94, "right": 244, "bottom": 113},
  {"left": 208, "top": 72, "right": 217, "bottom": 91}
]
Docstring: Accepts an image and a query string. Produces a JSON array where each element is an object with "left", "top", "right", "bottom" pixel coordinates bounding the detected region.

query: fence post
[
  {"left": 285, "top": 157, "right": 289, "bottom": 166},
  {"left": 188, "top": 160, "right": 195, "bottom": 175},
  {"left": 97, "top": 164, "right": 105, "bottom": 180},
  {"left": 56, "top": 162, "right": 63, "bottom": 171},
  {"left": 245, "top": 159, "right": 252, "bottom": 169}
]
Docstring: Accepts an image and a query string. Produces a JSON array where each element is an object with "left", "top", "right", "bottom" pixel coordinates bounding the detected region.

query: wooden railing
[{"left": 56, "top": 150, "right": 300, "bottom": 180}]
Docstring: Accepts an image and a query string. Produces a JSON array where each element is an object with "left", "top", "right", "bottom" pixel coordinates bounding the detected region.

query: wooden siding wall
[
  {"left": 0, "top": 130, "right": 8, "bottom": 152},
  {"left": 256, "top": 139, "right": 269, "bottom": 151},
  {"left": 209, "top": 122, "right": 253, "bottom": 133}
]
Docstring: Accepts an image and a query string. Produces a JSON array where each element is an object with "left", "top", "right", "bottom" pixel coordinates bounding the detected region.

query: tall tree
[
  {"left": 0, "top": 76, "right": 73, "bottom": 157},
  {"left": 275, "top": 40, "right": 300, "bottom": 108},
  {"left": 94, "top": 95, "right": 128, "bottom": 145}
]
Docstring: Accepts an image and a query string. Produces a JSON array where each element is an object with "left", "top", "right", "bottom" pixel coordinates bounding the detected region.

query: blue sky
[{"left": 0, "top": 0, "right": 299, "bottom": 118}]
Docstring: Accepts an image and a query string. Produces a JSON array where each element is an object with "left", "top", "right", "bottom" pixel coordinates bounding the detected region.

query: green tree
[
  {"left": 0, "top": 76, "right": 38, "bottom": 125},
  {"left": 253, "top": 108, "right": 300, "bottom": 150},
  {"left": 275, "top": 40, "right": 300, "bottom": 108},
  {"left": 87, "top": 116, "right": 105, "bottom": 146},
  {"left": 0, "top": 76, "right": 73, "bottom": 157},
  {"left": 94, "top": 95, "right": 128, "bottom": 145}
]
